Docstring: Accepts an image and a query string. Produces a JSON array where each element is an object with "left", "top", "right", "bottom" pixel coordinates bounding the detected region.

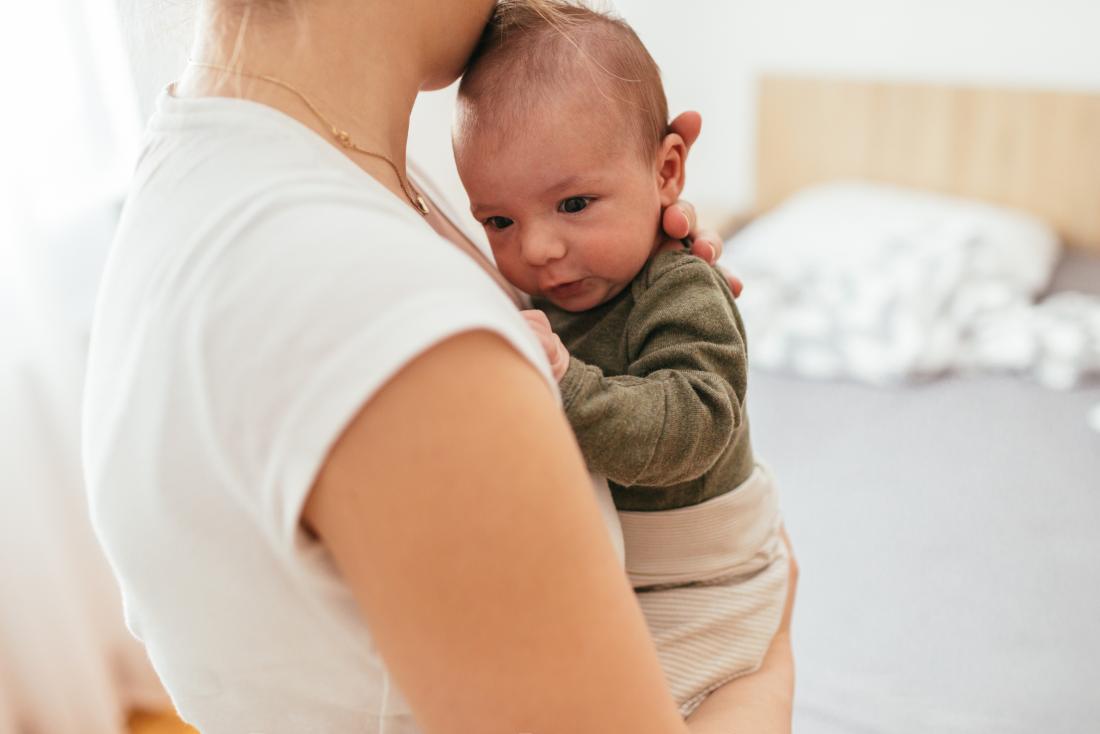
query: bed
[{"left": 728, "top": 76, "right": 1100, "bottom": 733}]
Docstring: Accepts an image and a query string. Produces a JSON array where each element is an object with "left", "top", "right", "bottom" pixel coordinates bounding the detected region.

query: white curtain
[{"left": 0, "top": 1, "right": 170, "bottom": 731}]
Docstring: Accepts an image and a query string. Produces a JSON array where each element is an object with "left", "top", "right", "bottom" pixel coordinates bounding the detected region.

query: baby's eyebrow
[
  {"left": 542, "top": 174, "right": 604, "bottom": 197},
  {"left": 469, "top": 174, "right": 603, "bottom": 216},
  {"left": 469, "top": 201, "right": 503, "bottom": 217},
  {"left": 542, "top": 174, "right": 582, "bottom": 196}
]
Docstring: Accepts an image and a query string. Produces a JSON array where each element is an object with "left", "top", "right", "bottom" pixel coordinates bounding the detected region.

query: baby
[{"left": 452, "top": 1, "right": 789, "bottom": 717}]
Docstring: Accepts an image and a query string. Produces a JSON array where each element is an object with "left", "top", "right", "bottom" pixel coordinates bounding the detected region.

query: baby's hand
[{"left": 521, "top": 310, "right": 570, "bottom": 382}]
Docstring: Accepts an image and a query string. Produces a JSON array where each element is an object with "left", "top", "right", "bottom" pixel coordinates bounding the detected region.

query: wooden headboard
[{"left": 755, "top": 75, "right": 1100, "bottom": 253}]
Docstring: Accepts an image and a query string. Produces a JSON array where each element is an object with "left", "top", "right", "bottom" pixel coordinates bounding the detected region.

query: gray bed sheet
[{"left": 747, "top": 251, "right": 1100, "bottom": 733}]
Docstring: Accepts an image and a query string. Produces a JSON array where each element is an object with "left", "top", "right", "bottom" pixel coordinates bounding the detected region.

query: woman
[{"left": 84, "top": 1, "right": 797, "bottom": 731}]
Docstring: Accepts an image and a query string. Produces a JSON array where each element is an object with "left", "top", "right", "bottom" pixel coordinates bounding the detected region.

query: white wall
[
  {"left": 608, "top": 0, "right": 1100, "bottom": 222},
  {"left": 117, "top": 0, "right": 194, "bottom": 120}
]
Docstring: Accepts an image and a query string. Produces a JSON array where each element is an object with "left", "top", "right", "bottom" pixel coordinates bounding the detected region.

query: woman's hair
[{"left": 457, "top": 0, "right": 669, "bottom": 157}]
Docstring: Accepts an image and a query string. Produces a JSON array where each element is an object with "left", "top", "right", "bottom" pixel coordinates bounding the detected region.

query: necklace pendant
[{"left": 414, "top": 194, "right": 430, "bottom": 216}]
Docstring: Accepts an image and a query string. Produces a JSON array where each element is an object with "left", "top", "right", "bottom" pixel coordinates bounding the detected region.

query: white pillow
[
  {"left": 724, "top": 180, "right": 1061, "bottom": 296},
  {"left": 720, "top": 181, "right": 1064, "bottom": 384}
]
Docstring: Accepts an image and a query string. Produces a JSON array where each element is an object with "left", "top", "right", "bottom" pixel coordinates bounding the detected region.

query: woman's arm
[
  {"left": 302, "top": 331, "right": 792, "bottom": 733},
  {"left": 303, "top": 330, "right": 687, "bottom": 733}
]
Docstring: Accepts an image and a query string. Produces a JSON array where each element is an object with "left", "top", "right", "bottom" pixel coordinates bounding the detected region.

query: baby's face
[{"left": 455, "top": 99, "right": 664, "bottom": 312}]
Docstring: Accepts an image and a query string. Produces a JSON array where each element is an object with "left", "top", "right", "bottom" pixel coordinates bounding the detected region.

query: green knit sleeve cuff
[{"left": 557, "top": 355, "right": 590, "bottom": 412}]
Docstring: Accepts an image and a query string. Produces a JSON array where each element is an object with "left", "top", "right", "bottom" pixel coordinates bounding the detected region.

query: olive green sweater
[{"left": 534, "top": 249, "right": 755, "bottom": 512}]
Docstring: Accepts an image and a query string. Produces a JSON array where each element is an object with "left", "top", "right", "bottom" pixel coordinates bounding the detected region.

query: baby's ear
[{"left": 655, "top": 133, "right": 687, "bottom": 207}]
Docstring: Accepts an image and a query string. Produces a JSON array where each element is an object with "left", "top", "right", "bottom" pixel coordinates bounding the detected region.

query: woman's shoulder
[
  {"left": 121, "top": 91, "right": 505, "bottom": 315},
  {"left": 106, "top": 124, "right": 538, "bottom": 384},
  {"left": 87, "top": 97, "right": 553, "bottom": 554},
  {"left": 140, "top": 89, "right": 419, "bottom": 227},
  {"left": 93, "top": 89, "right": 552, "bottom": 464}
]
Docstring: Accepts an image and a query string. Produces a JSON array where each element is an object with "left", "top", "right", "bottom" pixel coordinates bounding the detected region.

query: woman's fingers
[
  {"left": 686, "top": 228, "right": 724, "bottom": 266},
  {"left": 661, "top": 200, "right": 695, "bottom": 241},
  {"left": 661, "top": 207, "right": 728, "bottom": 269},
  {"left": 667, "top": 110, "right": 702, "bottom": 152},
  {"left": 717, "top": 266, "right": 744, "bottom": 298},
  {"left": 692, "top": 227, "right": 723, "bottom": 262}
]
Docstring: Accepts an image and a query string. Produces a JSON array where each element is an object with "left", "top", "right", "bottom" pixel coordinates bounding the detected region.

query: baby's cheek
[
  {"left": 496, "top": 254, "right": 537, "bottom": 294},
  {"left": 609, "top": 231, "right": 658, "bottom": 279}
]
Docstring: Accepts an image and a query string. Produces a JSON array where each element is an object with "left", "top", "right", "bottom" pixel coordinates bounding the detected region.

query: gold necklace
[{"left": 188, "top": 60, "right": 430, "bottom": 216}]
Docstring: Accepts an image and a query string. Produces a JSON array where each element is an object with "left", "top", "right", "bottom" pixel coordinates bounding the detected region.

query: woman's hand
[
  {"left": 660, "top": 111, "right": 744, "bottom": 298},
  {"left": 521, "top": 309, "right": 570, "bottom": 381}
]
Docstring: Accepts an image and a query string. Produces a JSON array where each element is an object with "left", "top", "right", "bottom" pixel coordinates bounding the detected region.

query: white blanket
[{"left": 722, "top": 183, "right": 1100, "bottom": 402}]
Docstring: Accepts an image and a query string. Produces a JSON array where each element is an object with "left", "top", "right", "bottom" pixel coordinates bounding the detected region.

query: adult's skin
[{"left": 178, "top": 1, "right": 792, "bottom": 731}]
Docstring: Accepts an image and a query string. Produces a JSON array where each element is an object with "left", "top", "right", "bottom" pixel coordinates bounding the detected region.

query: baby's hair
[{"left": 457, "top": 0, "right": 669, "bottom": 159}]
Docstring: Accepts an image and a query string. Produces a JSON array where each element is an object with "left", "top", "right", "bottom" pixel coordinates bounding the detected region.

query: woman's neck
[{"left": 178, "top": 0, "right": 424, "bottom": 198}]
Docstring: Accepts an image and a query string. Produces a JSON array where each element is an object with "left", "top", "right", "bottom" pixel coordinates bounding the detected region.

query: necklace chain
[{"left": 188, "top": 60, "right": 430, "bottom": 216}]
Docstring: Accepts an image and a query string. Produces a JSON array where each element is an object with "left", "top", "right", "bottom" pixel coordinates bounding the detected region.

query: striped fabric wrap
[{"left": 619, "top": 464, "right": 789, "bottom": 717}]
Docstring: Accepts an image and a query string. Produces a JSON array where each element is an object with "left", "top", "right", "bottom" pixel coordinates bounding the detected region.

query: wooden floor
[{"left": 128, "top": 710, "right": 198, "bottom": 734}]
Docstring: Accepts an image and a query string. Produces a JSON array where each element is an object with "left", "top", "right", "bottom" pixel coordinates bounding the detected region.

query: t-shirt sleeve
[{"left": 195, "top": 195, "right": 552, "bottom": 551}]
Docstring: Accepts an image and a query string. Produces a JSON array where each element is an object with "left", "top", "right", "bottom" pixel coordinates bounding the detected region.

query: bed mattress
[{"left": 747, "top": 251, "right": 1100, "bottom": 733}]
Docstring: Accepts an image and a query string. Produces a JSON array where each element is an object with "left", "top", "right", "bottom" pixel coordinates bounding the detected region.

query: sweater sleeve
[{"left": 556, "top": 254, "right": 747, "bottom": 487}]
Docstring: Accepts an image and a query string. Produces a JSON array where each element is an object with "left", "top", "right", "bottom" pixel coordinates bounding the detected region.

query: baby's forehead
[
  {"left": 457, "top": 4, "right": 668, "bottom": 169},
  {"left": 456, "top": 82, "right": 645, "bottom": 164}
]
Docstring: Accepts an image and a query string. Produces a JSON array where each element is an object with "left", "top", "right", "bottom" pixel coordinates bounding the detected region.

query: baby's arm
[{"left": 559, "top": 253, "right": 747, "bottom": 488}]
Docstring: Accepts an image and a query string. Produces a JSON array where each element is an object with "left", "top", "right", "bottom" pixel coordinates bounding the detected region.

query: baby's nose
[{"left": 520, "top": 229, "right": 567, "bottom": 266}]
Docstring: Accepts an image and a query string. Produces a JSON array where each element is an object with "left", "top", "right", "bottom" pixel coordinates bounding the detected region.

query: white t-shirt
[{"left": 83, "top": 89, "right": 623, "bottom": 733}]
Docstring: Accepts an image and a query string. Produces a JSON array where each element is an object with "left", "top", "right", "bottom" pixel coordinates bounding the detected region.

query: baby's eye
[
  {"left": 484, "top": 216, "right": 514, "bottom": 230},
  {"left": 559, "top": 196, "right": 591, "bottom": 214}
]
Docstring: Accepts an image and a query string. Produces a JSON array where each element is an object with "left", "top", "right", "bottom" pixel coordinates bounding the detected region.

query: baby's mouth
[{"left": 546, "top": 278, "right": 588, "bottom": 299}]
